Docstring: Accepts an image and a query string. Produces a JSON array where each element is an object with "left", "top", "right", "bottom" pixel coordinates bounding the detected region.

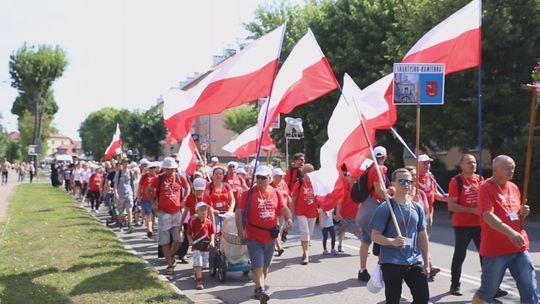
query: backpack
[
  {"left": 116, "top": 169, "right": 134, "bottom": 192},
  {"left": 453, "top": 173, "right": 484, "bottom": 202},
  {"left": 287, "top": 167, "right": 303, "bottom": 189},
  {"left": 350, "top": 165, "right": 374, "bottom": 203}
]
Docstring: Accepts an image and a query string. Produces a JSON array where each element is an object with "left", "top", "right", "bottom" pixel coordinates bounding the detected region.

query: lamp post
[{"left": 284, "top": 117, "right": 304, "bottom": 166}]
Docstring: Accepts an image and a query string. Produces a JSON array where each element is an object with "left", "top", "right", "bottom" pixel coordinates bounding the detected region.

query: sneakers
[
  {"left": 126, "top": 226, "right": 135, "bottom": 234},
  {"left": 338, "top": 245, "right": 345, "bottom": 253},
  {"left": 119, "top": 227, "right": 125, "bottom": 233},
  {"left": 281, "top": 230, "right": 288, "bottom": 243},
  {"left": 147, "top": 231, "right": 153, "bottom": 238},
  {"left": 195, "top": 280, "right": 204, "bottom": 290},
  {"left": 494, "top": 288, "right": 508, "bottom": 298},
  {"left": 358, "top": 269, "right": 371, "bottom": 282},
  {"left": 254, "top": 287, "right": 270, "bottom": 303},
  {"left": 449, "top": 285, "right": 463, "bottom": 296},
  {"left": 322, "top": 250, "right": 330, "bottom": 255},
  {"left": 331, "top": 249, "right": 338, "bottom": 255}
]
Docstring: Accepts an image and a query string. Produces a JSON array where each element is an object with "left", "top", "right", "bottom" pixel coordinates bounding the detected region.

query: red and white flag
[
  {"left": 177, "top": 133, "right": 198, "bottom": 175},
  {"left": 309, "top": 74, "right": 391, "bottom": 206},
  {"left": 163, "top": 24, "right": 286, "bottom": 143},
  {"left": 103, "top": 123, "right": 122, "bottom": 161},
  {"left": 223, "top": 29, "right": 338, "bottom": 157}
]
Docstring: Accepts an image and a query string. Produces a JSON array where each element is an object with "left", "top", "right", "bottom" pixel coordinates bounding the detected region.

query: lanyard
[
  {"left": 491, "top": 179, "right": 513, "bottom": 212},
  {"left": 396, "top": 201, "right": 412, "bottom": 238},
  {"left": 461, "top": 173, "right": 480, "bottom": 192}
]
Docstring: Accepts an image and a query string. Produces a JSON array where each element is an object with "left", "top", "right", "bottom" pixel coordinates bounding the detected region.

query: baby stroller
[
  {"left": 209, "top": 212, "right": 251, "bottom": 282},
  {"left": 104, "top": 190, "right": 126, "bottom": 227}
]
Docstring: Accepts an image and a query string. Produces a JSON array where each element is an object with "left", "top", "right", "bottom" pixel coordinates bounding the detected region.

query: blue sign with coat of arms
[{"left": 393, "top": 63, "right": 445, "bottom": 105}]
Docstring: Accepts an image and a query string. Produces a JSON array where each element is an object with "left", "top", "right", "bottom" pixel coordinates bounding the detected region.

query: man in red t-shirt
[
  {"left": 284, "top": 152, "right": 305, "bottom": 189},
  {"left": 356, "top": 146, "right": 390, "bottom": 282},
  {"left": 139, "top": 162, "right": 158, "bottom": 238},
  {"left": 236, "top": 165, "right": 293, "bottom": 303},
  {"left": 472, "top": 155, "right": 537, "bottom": 304},
  {"left": 225, "top": 161, "right": 248, "bottom": 203},
  {"left": 146, "top": 157, "right": 186, "bottom": 276},
  {"left": 335, "top": 173, "right": 361, "bottom": 253}
]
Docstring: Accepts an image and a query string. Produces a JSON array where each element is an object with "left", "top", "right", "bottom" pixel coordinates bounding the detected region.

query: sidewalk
[{"left": 0, "top": 171, "right": 19, "bottom": 221}]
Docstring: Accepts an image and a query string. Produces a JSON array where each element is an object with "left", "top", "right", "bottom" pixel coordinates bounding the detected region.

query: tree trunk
[{"left": 32, "top": 93, "right": 43, "bottom": 174}]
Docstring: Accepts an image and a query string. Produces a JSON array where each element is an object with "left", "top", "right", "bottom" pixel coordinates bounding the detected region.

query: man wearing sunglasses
[
  {"left": 236, "top": 165, "right": 293, "bottom": 303},
  {"left": 285, "top": 153, "right": 305, "bottom": 189},
  {"left": 371, "top": 168, "right": 430, "bottom": 304}
]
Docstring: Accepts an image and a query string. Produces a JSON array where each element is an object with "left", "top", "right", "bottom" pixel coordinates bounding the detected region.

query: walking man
[
  {"left": 371, "top": 168, "right": 430, "bottom": 304},
  {"left": 236, "top": 165, "right": 293, "bottom": 303},
  {"left": 472, "top": 155, "right": 538, "bottom": 303},
  {"left": 114, "top": 158, "right": 135, "bottom": 233}
]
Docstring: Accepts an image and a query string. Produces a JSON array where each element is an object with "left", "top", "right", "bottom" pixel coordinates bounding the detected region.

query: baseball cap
[
  {"left": 236, "top": 167, "right": 247, "bottom": 175},
  {"left": 139, "top": 158, "right": 149, "bottom": 166},
  {"left": 418, "top": 154, "right": 433, "bottom": 162},
  {"left": 373, "top": 146, "right": 387, "bottom": 158},
  {"left": 148, "top": 161, "right": 159, "bottom": 168},
  {"left": 255, "top": 165, "right": 272, "bottom": 177},
  {"left": 161, "top": 157, "right": 178, "bottom": 169},
  {"left": 227, "top": 161, "right": 238, "bottom": 168},
  {"left": 211, "top": 156, "right": 219, "bottom": 162},
  {"left": 195, "top": 202, "right": 209, "bottom": 210},
  {"left": 193, "top": 178, "right": 206, "bottom": 191},
  {"left": 272, "top": 168, "right": 285, "bottom": 176}
]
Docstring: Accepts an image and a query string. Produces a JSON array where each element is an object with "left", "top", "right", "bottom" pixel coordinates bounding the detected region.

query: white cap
[
  {"left": 373, "top": 146, "right": 387, "bottom": 158},
  {"left": 161, "top": 157, "right": 178, "bottom": 169},
  {"left": 418, "top": 154, "right": 433, "bottom": 162},
  {"left": 272, "top": 168, "right": 285, "bottom": 176},
  {"left": 148, "top": 161, "right": 159, "bottom": 168},
  {"left": 195, "top": 201, "right": 209, "bottom": 210},
  {"left": 227, "top": 161, "right": 238, "bottom": 168},
  {"left": 193, "top": 171, "right": 203, "bottom": 177},
  {"left": 139, "top": 158, "right": 149, "bottom": 166},
  {"left": 193, "top": 178, "right": 206, "bottom": 191},
  {"left": 255, "top": 165, "right": 272, "bottom": 177},
  {"left": 236, "top": 167, "right": 247, "bottom": 175},
  {"left": 211, "top": 156, "right": 219, "bottom": 162}
]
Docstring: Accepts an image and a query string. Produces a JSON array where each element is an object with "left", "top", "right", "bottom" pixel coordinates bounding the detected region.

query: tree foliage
[
  {"left": 9, "top": 44, "right": 67, "bottom": 157},
  {"left": 79, "top": 106, "right": 167, "bottom": 160},
  {"left": 223, "top": 104, "right": 258, "bottom": 134}
]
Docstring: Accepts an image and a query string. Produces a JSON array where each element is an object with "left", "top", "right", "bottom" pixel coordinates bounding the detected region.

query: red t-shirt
[
  {"left": 208, "top": 183, "right": 233, "bottom": 212},
  {"left": 448, "top": 174, "right": 481, "bottom": 227},
  {"left": 138, "top": 172, "right": 156, "bottom": 201},
  {"left": 418, "top": 173, "right": 436, "bottom": 212},
  {"left": 341, "top": 181, "right": 360, "bottom": 218},
  {"left": 188, "top": 216, "right": 215, "bottom": 252},
  {"left": 478, "top": 179, "right": 529, "bottom": 257},
  {"left": 149, "top": 174, "right": 183, "bottom": 214},
  {"left": 238, "top": 187, "right": 285, "bottom": 244},
  {"left": 184, "top": 193, "right": 213, "bottom": 217},
  {"left": 88, "top": 173, "right": 103, "bottom": 192},
  {"left": 292, "top": 180, "right": 318, "bottom": 218},
  {"left": 285, "top": 167, "right": 301, "bottom": 189},
  {"left": 271, "top": 180, "right": 291, "bottom": 217},
  {"left": 367, "top": 165, "right": 388, "bottom": 202}
]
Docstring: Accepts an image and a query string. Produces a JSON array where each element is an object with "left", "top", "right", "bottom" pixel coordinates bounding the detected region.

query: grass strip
[{"left": 0, "top": 185, "right": 189, "bottom": 304}]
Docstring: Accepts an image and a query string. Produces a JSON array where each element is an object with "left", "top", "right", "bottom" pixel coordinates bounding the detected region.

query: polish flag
[
  {"left": 223, "top": 29, "right": 338, "bottom": 157},
  {"left": 222, "top": 126, "right": 275, "bottom": 159},
  {"left": 163, "top": 24, "right": 286, "bottom": 142},
  {"left": 177, "top": 133, "right": 198, "bottom": 175},
  {"left": 309, "top": 74, "right": 388, "bottom": 206},
  {"left": 103, "top": 124, "right": 122, "bottom": 161}
]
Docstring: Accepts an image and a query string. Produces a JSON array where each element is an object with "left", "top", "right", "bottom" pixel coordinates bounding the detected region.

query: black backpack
[{"left": 350, "top": 165, "right": 374, "bottom": 203}]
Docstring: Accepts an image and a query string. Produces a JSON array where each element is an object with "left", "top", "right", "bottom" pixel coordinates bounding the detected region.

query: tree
[
  {"left": 223, "top": 104, "right": 258, "bottom": 134},
  {"left": 79, "top": 108, "right": 120, "bottom": 159},
  {"left": 9, "top": 44, "right": 67, "bottom": 161}
]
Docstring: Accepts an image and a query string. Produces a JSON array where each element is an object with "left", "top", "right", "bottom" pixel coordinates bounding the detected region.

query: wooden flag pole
[
  {"left": 415, "top": 101, "right": 421, "bottom": 186},
  {"left": 194, "top": 145, "right": 212, "bottom": 182},
  {"left": 520, "top": 84, "right": 539, "bottom": 219}
]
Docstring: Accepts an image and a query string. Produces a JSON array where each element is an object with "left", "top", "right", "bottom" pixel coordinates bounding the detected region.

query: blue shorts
[
  {"left": 247, "top": 239, "right": 275, "bottom": 269},
  {"left": 355, "top": 196, "right": 380, "bottom": 244},
  {"left": 475, "top": 251, "right": 538, "bottom": 303},
  {"left": 140, "top": 200, "right": 153, "bottom": 215}
]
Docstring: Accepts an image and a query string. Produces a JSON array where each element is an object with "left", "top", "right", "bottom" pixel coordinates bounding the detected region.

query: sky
[{"left": 0, "top": 0, "right": 296, "bottom": 140}]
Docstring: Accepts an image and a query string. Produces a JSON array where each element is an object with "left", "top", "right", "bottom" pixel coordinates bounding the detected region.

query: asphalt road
[{"left": 90, "top": 202, "right": 540, "bottom": 304}]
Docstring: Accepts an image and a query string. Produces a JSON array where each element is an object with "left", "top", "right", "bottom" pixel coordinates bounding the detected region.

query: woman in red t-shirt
[
  {"left": 88, "top": 167, "right": 103, "bottom": 213},
  {"left": 290, "top": 164, "right": 318, "bottom": 265},
  {"left": 270, "top": 167, "right": 291, "bottom": 256}
]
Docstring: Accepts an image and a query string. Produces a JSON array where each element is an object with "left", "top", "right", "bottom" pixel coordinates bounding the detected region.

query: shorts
[
  {"left": 140, "top": 200, "right": 153, "bottom": 215},
  {"left": 157, "top": 211, "right": 182, "bottom": 245},
  {"left": 247, "top": 239, "right": 275, "bottom": 269},
  {"left": 335, "top": 217, "right": 362, "bottom": 239},
  {"left": 296, "top": 215, "right": 316, "bottom": 242},
  {"left": 355, "top": 195, "right": 380, "bottom": 244},
  {"left": 75, "top": 181, "right": 82, "bottom": 187},
  {"left": 116, "top": 198, "right": 134, "bottom": 215},
  {"left": 192, "top": 250, "right": 210, "bottom": 268}
]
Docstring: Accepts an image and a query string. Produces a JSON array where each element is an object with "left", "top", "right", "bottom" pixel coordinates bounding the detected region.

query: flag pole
[
  {"left": 416, "top": 100, "right": 421, "bottom": 188},
  {"left": 520, "top": 84, "right": 539, "bottom": 224},
  {"left": 193, "top": 144, "right": 212, "bottom": 182},
  {"left": 338, "top": 86, "right": 402, "bottom": 237},
  {"left": 477, "top": 64, "right": 483, "bottom": 176},
  {"left": 242, "top": 24, "right": 287, "bottom": 228}
]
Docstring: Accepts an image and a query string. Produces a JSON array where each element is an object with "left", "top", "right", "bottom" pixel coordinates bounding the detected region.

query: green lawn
[{"left": 0, "top": 185, "right": 189, "bottom": 304}]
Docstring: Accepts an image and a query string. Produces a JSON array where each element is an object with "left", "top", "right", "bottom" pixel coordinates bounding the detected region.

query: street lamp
[{"left": 284, "top": 117, "right": 304, "bottom": 166}]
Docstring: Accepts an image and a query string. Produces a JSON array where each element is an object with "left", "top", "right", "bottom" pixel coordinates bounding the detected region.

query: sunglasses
[
  {"left": 397, "top": 179, "right": 413, "bottom": 185},
  {"left": 256, "top": 175, "right": 268, "bottom": 180}
]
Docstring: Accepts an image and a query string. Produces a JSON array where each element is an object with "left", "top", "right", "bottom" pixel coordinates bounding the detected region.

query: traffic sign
[{"left": 27, "top": 145, "right": 39, "bottom": 156}]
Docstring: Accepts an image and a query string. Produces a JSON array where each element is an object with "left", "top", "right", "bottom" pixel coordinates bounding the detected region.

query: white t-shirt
[
  {"left": 73, "top": 168, "right": 84, "bottom": 182},
  {"left": 82, "top": 169, "right": 92, "bottom": 183}
]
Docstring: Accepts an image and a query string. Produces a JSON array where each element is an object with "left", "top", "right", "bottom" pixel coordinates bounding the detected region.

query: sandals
[
  {"left": 275, "top": 249, "right": 284, "bottom": 257},
  {"left": 179, "top": 257, "right": 189, "bottom": 264},
  {"left": 165, "top": 265, "right": 175, "bottom": 275}
]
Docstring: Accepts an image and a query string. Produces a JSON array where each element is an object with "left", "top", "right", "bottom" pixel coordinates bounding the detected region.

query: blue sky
[{"left": 0, "top": 0, "right": 295, "bottom": 140}]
